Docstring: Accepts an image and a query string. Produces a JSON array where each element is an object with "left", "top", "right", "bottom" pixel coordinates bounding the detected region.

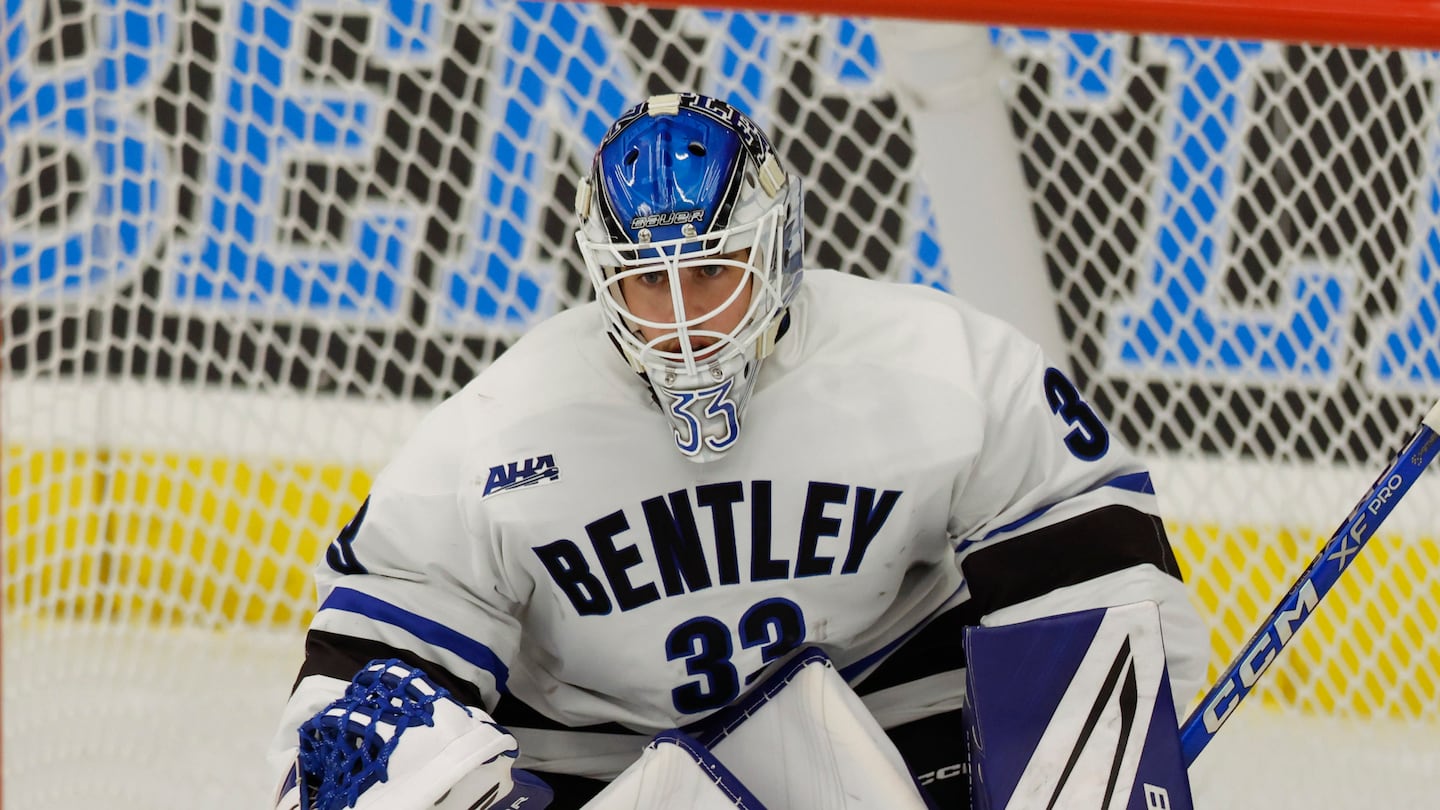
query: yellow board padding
[
  {"left": 5, "top": 445, "right": 1440, "bottom": 718},
  {"left": 4, "top": 446, "right": 370, "bottom": 628},
  {"left": 1175, "top": 522, "right": 1440, "bottom": 719}
]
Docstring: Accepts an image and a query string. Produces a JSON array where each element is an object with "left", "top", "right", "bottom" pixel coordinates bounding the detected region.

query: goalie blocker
[{"left": 964, "top": 602, "right": 1193, "bottom": 810}]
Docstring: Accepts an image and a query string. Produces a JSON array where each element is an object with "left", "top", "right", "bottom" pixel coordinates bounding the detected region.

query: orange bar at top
[{"left": 637, "top": 0, "right": 1440, "bottom": 50}]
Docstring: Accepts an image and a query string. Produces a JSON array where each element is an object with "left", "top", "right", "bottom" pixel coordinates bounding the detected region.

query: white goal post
[{"left": 4, "top": 1, "right": 1440, "bottom": 808}]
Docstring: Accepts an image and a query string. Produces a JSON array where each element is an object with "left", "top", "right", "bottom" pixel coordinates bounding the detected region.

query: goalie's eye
[{"left": 636, "top": 269, "right": 667, "bottom": 287}]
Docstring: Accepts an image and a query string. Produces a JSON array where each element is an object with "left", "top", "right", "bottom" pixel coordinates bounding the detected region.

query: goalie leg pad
[
  {"left": 964, "top": 602, "right": 1193, "bottom": 810},
  {"left": 581, "top": 731, "right": 770, "bottom": 810},
  {"left": 688, "top": 648, "right": 935, "bottom": 810},
  {"left": 585, "top": 649, "right": 933, "bottom": 810}
]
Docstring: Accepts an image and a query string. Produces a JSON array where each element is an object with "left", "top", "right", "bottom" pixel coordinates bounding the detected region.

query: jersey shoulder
[
  {"left": 790, "top": 270, "right": 1044, "bottom": 386},
  {"left": 462, "top": 302, "right": 638, "bottom": 420},
  {"left": 472, "top": 302, "right": 624, "bottom": 393},
  {"left": 374, "top": 303, "right": 635, "bottom": 491}
]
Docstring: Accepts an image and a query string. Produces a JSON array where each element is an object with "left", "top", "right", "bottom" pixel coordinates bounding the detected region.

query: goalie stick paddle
[{"left": 1179, "top": 398, "right": 1440, "bottom": 766}]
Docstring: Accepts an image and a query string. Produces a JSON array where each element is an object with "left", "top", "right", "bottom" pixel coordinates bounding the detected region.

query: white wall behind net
[{"left": 3, "top": 1, "right": 1439, "bottom": 807}]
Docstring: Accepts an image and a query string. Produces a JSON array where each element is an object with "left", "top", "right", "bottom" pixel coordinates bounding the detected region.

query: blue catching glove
[{"left": 274, "top": 659, "right": 552, "bottom": 810}]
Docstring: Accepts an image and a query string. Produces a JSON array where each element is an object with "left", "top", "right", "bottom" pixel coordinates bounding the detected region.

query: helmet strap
[{"left": 756, "top": 308, "right": 792, "bottom": 360}]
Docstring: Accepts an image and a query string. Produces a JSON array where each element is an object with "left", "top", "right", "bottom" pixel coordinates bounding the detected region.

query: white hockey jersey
[{"left": 270, "top": 270, "right": 1206, "bottom": 781}]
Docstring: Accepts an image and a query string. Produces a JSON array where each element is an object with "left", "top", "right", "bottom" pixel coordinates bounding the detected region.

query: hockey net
[{"left": 3, "top": 0, "right": 1439, "bottom": 807}]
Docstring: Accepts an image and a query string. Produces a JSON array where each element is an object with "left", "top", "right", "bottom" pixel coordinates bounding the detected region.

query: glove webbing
[{"left": 297, "top": 659, "right": 458, "bottom": 810}]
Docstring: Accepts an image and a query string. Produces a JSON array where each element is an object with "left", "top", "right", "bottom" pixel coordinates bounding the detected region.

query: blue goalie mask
[{"left": 576, "top": 93, "right": 804, "bottom": 462}]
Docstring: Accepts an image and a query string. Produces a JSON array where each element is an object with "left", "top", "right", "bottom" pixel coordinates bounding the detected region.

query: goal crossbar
[{"left": 639, "top": 0, "right": 1440, "bottom": 48}]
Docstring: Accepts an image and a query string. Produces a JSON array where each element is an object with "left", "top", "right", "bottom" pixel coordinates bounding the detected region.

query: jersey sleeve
[
  {"left": 946, "top": 300, "right": 1207, "bottom": 710},
  {"left": 266, "top": 392, "right": 523, "bottom": 780}
]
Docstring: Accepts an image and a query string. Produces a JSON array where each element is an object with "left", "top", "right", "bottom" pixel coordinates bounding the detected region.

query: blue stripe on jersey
[
  {"left": 319, "top": 587, "right": 511, "bottom": 689},
  {"left": 1106, "top": 471, "right": 1155, "bottom": 494},
  {"left": 954, "top": 471, "right": 1157, "bottom": 553}
]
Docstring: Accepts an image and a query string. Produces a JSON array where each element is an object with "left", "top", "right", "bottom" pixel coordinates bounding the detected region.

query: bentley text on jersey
[{"left": 533, "top": 480, "right": 903, "bottom": 615}]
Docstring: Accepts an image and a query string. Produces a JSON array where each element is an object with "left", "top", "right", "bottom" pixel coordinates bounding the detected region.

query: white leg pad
[
  {"left": 581, "top": 730, "right": 768, "bottom": 810},
  {"left": 584, "top": 648, "right": 931, "bottom": 810},
  {"left": 691, "top": 648, "right": 932, "bottom": 810},
  {"left": 590, "top": 648, "right": 927, "bottom": 807}
]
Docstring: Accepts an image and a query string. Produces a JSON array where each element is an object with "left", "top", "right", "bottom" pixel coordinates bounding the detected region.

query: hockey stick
[{"left": 1179, "top": 398, "right": 1440, "bottom": 766}]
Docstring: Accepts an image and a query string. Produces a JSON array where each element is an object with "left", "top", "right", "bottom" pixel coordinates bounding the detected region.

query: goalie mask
[{"left": 576, "top": 93, "right": 804, "bottom": 462}]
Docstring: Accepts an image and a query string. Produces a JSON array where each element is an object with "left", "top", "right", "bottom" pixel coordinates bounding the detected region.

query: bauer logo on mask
[{"left": 632, "top": 210, "right": 706, "bottom": 230}]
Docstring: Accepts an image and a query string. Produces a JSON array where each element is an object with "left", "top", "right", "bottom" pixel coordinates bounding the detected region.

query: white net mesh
[{"left": 3, "top": 1, "right": 1439, "bottom": 808}]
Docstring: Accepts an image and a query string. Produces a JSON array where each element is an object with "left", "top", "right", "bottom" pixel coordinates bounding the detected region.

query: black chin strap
[{"left": 772, "top": 308, "right": 793, "bottom": 344}]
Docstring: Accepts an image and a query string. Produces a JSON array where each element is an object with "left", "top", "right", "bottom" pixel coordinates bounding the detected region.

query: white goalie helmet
[{"left": 575, "top": 92, "right": 804, "bottom": 462}]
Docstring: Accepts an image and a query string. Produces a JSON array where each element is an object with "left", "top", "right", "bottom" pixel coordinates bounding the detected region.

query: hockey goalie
[
  {"left": 268, "top": 91, "right": 1207, "bottom": 809},
  {"left": 272, "top": 604, "right": 1196, "bottom": 810}
]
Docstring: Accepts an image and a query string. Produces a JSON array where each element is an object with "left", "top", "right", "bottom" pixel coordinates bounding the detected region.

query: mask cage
[{"left": 579, "top": 196, "right": 787, "bottom": 378}]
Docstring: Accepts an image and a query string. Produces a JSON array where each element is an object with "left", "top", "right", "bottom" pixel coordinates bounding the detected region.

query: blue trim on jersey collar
[
  {"left": 954, "top": 471, "right": 1156, "bottom": 555},
  {"left": 320, "top": 587, "right": 511, "bottom": 690}
]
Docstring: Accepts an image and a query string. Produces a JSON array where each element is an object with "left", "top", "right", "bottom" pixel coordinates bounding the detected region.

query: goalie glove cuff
[{"left": 280, "top": 659, "right": 551, "bottom": 810}]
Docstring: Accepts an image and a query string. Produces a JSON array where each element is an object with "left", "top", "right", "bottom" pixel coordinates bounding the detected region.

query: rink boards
[{"left": 5, "top": 383, "right": 1439, "bottom": 720}]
